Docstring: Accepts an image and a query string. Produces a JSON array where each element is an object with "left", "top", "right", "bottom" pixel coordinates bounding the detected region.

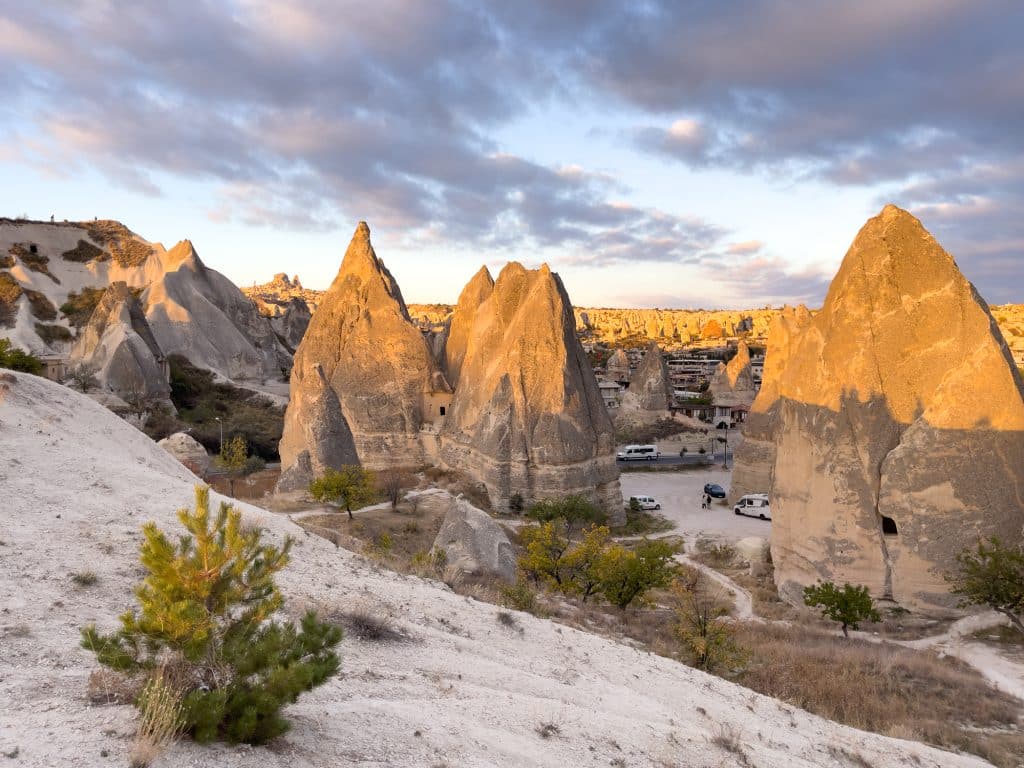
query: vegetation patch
[
  {"left": 60, "top": 286, "right": 106, "bottom": 328},
  {"left": 615, "top": 417, "right": 703, "bottom": 445},
  {"left": 0, "top": 271, "right": 22, "bottom": 327},
  {"left": 35, "top": 322, "right": 73, "bottom": 346},
  {"left": 0, "top": 253, "right": 12, "bottom": 268},
  {"left": 84, "top": 220, "right": 154, "bottom": 268},
  {"left": 9, "top": 243, "right": 59, "bottom": 283},
  {"left": 25, "top": 289, "right": 58, "bottom": 321},
  {"left": 61, "top": 239, "right": 106, "bottom": 263},
  {"left": 0, "top": 339, "right": 42, "bottom": 374},
  {"left": 143, "top": 354, "right": 285, "bottom": 460}
]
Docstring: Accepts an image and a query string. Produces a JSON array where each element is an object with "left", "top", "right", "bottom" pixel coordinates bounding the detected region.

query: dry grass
[
  {"left": 35, "top": 322, "right": 73, "bottom": 346},
  {"left": 87, "top": 668, "right": 143, "bottom": 705},
  {"left": 72, "top": 570, "right": 98, "bottom": 587},
  {"left": 733, "top": 622, "right": 1024, "bottom": 767},
  {"left": 0, "top": 271, "right": 21, "bottom": 327},
  {"left": 24, "top": 289, "right": 57, "bottom": 321},
  {"left": 129, "top": 672, "right": 184, "bottom": 767},
  {"left": 328, "top": 606, "right": 406, "bottom": 642},
  {"left": 61, "top": 239, "right": 105, "bottom": 263}
]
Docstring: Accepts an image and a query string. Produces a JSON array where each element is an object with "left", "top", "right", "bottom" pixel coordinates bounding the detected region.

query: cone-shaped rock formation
[
  {"left": 736, "top": 205, "right": 1024, "bottom": 612},
  {"left": 278, "top": 222, "right": 448, "bottom": 484},
  {"left": 621, "top": 343, "right": 672, "bottom": 412},
  {"left": 442, "top": 266, "right": 494, "bottom": 388},
  {"left": 439, "top": 263, "right": 622, "bottom": 520},
  {"left": 70, "top": 281, "right": 171, "bottom": 406},
  {"left": 709, "top": 340, "right": 757, "bottom": 406}
]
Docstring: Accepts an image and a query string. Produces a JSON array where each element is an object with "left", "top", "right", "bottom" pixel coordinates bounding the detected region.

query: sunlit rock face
[
  {"left": 440, "top": 262, "right": 622, "bottom": 521},
  {"left": 739, "top": 205, "right": 1024, "bottom": 613},
  {"left": 70, "top": 281, "right": 171, "bottom": 406},
  {"left": 729, "top": 306, "right": 811, "bottom": 504},
  {"left": 709, "top": 340, "right": 757, "bottom": 407},
  {"left": 278, "top": 222, "right": 447, "bottom": 485},
  {"left": 605, "top": 348, "right": 630, "bottom": 381},
  {"left": 441, "top": 265, "right": 494, "bottom": 388}
]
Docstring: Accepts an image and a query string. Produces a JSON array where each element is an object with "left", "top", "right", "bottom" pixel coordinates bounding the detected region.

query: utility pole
[{"left": 215, "top": 417, "right": 223, "bottom": 455}]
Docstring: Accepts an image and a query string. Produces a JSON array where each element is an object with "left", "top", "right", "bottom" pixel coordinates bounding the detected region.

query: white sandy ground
[{"left": 0, "top": 373, "right": 1004, "bottom": 768}]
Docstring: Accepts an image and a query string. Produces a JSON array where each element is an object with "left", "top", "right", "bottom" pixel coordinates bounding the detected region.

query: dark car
[{"left": 703, "top": 483, "right": 727, "bottom": 499}]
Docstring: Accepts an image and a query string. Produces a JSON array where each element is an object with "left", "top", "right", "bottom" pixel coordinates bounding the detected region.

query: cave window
[
  {"left": 439, "top": 406, "right": 446, "bottom": 416},
  {"left": 881, "top": 516, "right": 898, "bottom": 536},
  {"left": 29, "top": 244, "right": 38, "bottom": 254}
]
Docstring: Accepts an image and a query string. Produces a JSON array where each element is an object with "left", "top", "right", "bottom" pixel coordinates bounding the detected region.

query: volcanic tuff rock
[
  {"left": 0, "top": 219, "right": 290, "bottom": 383},
  {"left": 621, "top": 342, "right": 672, "bottom": 412},
  {"left": 740, "top": 205, "right": 1024, "bottom": 613},
  {"left": 729, "top": 306, "right": 811, "bottom": 504},
  {"left": 431, "top": 495, "right": 517, "bottom": 584},
  {"left": 709, "top": 340, "right": 757, "bottom": 406},
  {"left": 575, "top": 307, "right": 773, "bottom": 347},
  {"left": 279, "top": 222, "right": 447, "bottom": 482},
  {"left": 605, "top": 348, "right": 630, "bottom": 381},
  {"left": 441, "top": 265, "right": 494, "bottom": 388},
  {"left": 270, "top": 297, "right": 312, "bottom": 352},
  {"left": 157, "top": 431, "right": 211, "bottom": 475},
  {"left": 69, "top": 281, "right": 171, "bottom": 406},
  {"left": 440, "top": 262, "right": 622, "bottom": 520}
]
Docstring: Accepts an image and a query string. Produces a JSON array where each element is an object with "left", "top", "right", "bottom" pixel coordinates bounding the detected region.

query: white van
[
  {"left": 616, "top": 444, "right": 661, "bottom": 461},
  {"left": 629, "top": 495, "right": 661, "bottom": 511},
  {"left": 734, "top": 493, "right": 771, "bottom": 520}
]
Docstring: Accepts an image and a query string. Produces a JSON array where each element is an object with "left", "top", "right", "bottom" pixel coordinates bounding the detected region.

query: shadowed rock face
[
  {"left": 272, "top": 297, "right": 312, "bottom": 352},
  {"left": 439, "top": 262, "right": 622, "bottom": 520},
  {"left": 70, "top": 281, "right": 171, "bottom": 405},
  {"left": 606, "top": 348, "right": 630, "bottom": 381},
  {"left": 143, "top": 240, "right": 285, "bottom": 381},
  {"left": 740, "top": 205, "right": 1024, "bottom": 613},
  {"left": 622, "top": 343, "right": 672, "bottom": 411},
  {"left": 278, "top": 222, "right": 446, "bottom": 482}
]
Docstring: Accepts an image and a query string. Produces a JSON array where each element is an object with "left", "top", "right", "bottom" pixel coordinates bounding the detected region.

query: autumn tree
[{"left": 310, "top": 465, "right": 376, "bottom": 520}]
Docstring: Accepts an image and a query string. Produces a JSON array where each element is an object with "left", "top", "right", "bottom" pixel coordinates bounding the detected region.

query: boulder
[
  {"left": 431, "top": 495, "right": 517, "bottom": 584},
  {"left": 440, "top": 262, "right": 622, "bottom": 521},
  {"left": 737, "top": 205, "right": 1024, "bottom": 613},
  {"left": 157, "top": 432, "right": 210, "bottom": 475},
  {"left": 278, "top": 222, "right": 448, "bottom": 476},
  {"left": 69, "top": 281, "right": 171, "bottom": 407},
  {"left": 735, "top": 536, "right": 770, "bottom": 577}
]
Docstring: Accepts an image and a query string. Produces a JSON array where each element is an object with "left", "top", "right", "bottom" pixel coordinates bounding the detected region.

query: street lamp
[{"left": 719, "top": 420, "right": 730, "bottom": 470}]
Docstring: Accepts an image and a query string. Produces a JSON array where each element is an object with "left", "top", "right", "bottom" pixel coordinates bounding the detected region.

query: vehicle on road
[
  {"left": 617, "top": 444, "right": 661, "bottom": 461},
  {"left": 628, "top": 495, "right": 661, "bottom": 511},
  {"left": 734, "top": 493, "right": 771, "bottom": 520},
  {"left": 703, "top": 483, "right": 727, "bottom": 499}
]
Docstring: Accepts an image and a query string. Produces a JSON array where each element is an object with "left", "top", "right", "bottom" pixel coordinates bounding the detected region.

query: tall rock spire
[
  {"left": 278, "top": 222, "right": 447, "bottom": 485},
  {"left": 734, "top": 205, "right": 1024, "bottom": 613}
]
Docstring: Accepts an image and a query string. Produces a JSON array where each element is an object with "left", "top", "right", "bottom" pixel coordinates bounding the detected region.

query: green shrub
[
  {"left": 596, "top": 539, "right": 678, "bottom": 609},
  {"left": 0, "top": 339, "right": 43, "bottom": 375},
  {"left": 500, "top": 579, "right": 540, "bottom": 614},
  {"left": 81, "top": 486, "right": 341, "bottom": 745},
  {"left": 803, "top": 581, "right": 880, "bottom": 638},
  {"left": 674, "top": 580, "right": 745, "bottom": 672},
  {"left": 948, "top": 537, "right": 1024, "bottom": 635},
  {"left": 526, "top": 494, "right": 606, "bottom": 535}
]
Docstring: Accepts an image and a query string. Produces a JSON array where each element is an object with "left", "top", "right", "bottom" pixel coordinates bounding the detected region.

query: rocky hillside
[
  {"left": 0, "top": 369, "right": 988, "bottom": 768},
  {"left": 0, "top": 218, "right": 289, "bottom": 382}
]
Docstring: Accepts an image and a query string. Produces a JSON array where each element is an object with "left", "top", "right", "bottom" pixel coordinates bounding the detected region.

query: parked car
[
  {"left": 617, "top": 444, "right": 661, "bottom": 461},
  {"left": 703, "top": 483, "right": 727, "bottom": 499},
  {"left": 734, "top": 493, "right": 771, "bottom": 520},
  {"left": 628, "top": 495, "right": 661, "bottom": 511}
]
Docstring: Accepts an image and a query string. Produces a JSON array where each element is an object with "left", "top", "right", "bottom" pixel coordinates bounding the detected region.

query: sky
[{"left": 1, "top": 1, "right": 1022, "bottom": 308}]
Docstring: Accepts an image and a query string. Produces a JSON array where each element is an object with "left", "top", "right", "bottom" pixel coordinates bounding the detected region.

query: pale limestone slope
[{"left": 0, "top": 371, "right": 987, "bottom": 768}]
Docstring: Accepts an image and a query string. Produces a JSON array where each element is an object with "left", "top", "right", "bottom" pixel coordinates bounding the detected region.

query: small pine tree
[
  {"left": 310, "top": 466, "right": 376, "bottom": 520},
  {"left": 948, "top": 537, "right": 1024, "bottom": 635},
  {"left": 81, "top": 486, "right": 341, "bottom": 745},
  {"left": 803, "top": 581, "right": 880, "bottom": 638},
  {"left": 215, "top": 436, "right": 264, "bottom": 496}
]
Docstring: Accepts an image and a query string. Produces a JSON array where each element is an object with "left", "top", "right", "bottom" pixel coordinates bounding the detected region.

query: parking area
[{"left": 620, "top": 467, "right": 770, "bottom": 541}]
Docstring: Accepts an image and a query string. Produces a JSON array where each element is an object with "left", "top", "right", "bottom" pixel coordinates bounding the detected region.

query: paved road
[{"left": 617, "top": 452, "right": 730, "bottom": 467}]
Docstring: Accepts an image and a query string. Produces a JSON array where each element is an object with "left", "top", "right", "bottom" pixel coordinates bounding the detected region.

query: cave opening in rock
[{"left": 881, "top": 516, "right": 898, "bottom": 536}]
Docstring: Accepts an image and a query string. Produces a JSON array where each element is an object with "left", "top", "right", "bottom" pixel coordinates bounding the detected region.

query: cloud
[{"left": 0, "top": 1, "right": 1019, "bottom": 302}]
